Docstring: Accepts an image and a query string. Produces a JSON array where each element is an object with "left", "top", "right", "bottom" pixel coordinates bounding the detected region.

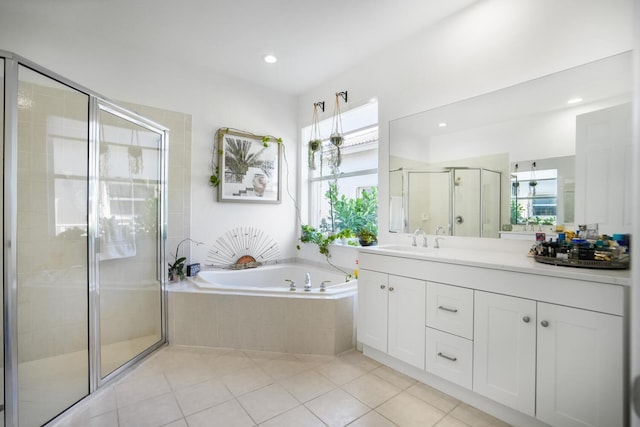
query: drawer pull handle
[
  {"left": 380, "top": 285, "right": 386, "bottom": 290},
  {"left": 541, "top": 320, "right": 549, "bottom": 327},
  {"left": 523, "top": 316, "right": 530, "bottom": 323},
  {"left": 437, "top": 352, "right": 457, "bottom": 362},
  {"left": 389, "top": 287, "right": 395, "bottom": 292},
  {"left": 438, "top": 305, "right": 458, "bottom": 313}
]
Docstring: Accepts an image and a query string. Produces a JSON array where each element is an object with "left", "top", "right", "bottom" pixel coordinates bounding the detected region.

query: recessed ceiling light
[
  {"left": 567, "top": 97, "right": 583, "bottom": 104},
  {"left": 438, "top": 122, "right": 448, "bottom": 127},
  {"left": 263, "top": 54, "right": 277, "bottom": 64}
]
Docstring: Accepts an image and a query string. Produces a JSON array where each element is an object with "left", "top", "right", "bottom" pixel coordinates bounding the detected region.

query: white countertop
[{"left": 358, "top": 244, "right": 630, "bottom": 286}]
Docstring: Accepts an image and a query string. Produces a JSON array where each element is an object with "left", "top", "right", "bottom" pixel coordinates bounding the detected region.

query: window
[
  {"left": 511, "top": 168, "right": 557, "bottom": 225},
  {"left": 303, "top": 101, "right": 379, "bottom": 232}
]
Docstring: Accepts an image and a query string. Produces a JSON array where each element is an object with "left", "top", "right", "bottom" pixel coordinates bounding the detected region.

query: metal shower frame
[{"left": 1, "top": 50, "right": 169, "bottom": 427}]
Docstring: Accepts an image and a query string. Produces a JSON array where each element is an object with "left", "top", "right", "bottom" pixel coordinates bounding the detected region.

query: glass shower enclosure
[
  {"left": 2, "top": 51, "right": 168, "bottom": 426},
  {"left": 389, "top": 167, "right": 501, "bottom": 238}
]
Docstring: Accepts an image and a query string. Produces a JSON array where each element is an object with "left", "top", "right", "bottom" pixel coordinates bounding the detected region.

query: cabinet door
[
  {"left": 473, "top": 291, "right": 536, "bottom": 416},
  {"left": 388, "top": 275, "right": 426, "bottom": 369},
  {"left": 537, "top": 303, "right": 623, "bottom": 427},
  {"left": 357, "top": 270, "right": 389, "bottom": 352}
]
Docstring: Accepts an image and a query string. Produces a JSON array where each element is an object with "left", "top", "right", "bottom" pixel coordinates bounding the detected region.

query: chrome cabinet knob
[
  {"left": 541, "top": 320, "right": 549, "bottom": 327},
  {"left": 389, "top": 287, "right": 395, "bottom": 291},
  {"left": 380, "top": 284, "right": 386, "bottom": 290},
  {"left": 523, "top": 316, "right": 530, "bottom": 323}
]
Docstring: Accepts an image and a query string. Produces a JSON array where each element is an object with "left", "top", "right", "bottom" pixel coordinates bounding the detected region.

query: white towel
[
  {"left": 99, "top": 182, "right": 136, "bottom": 260},
  {"left": 390, "top": 196, "right": 404, "bottom": 232}
]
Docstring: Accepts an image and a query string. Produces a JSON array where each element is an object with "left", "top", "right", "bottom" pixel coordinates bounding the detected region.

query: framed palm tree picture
[{"left": 217, "top": 129, "right": 282, "bottom": 203}]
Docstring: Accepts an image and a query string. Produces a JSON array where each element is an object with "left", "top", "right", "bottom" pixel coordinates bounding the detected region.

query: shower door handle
[{"left": 455, "top": 215, "right": 464, "bottom": 225}]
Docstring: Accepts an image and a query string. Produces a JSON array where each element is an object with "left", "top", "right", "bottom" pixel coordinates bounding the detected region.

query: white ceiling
[{"left": 2, "top": 0, "right": 477, "bottom": 95}]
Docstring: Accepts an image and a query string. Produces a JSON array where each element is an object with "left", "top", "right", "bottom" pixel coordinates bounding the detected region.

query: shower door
[
  {"left": 0, "top": 58, "right": 4, "bottom": 427},
  {"left": 452, "top": 169, "right": 481, "bottom": 237},
  {"left": 407, "top": 171, "right": 451, "bottom": 234},
  {"left": 14, "top": 64, "right": 90, "bottom": 427},
  {"left": 95, "top": 102, "right": 166, "bottom": 380}
]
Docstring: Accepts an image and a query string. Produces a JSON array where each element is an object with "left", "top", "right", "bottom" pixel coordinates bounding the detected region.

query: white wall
[
  {"left": 0, "top": 7, "right": 300, "bottom": 265},
  {"left": 297, "top": 0, "right": 634, "bottom": 244}
]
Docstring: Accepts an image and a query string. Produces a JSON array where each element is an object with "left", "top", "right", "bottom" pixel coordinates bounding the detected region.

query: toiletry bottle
[{"left": 354, "top": 259, "right": 359, "bottom": 279}]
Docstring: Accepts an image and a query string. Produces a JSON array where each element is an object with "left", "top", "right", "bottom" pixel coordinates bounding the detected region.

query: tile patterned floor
[{"left": 52, "top": 346, "right": 511, "bottom": 427}]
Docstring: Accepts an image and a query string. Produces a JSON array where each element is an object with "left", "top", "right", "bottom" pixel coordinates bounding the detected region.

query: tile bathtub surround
[
  {"left": 168, "top": 292, "right": 355, "bottom": 355},
  {"left": 52, "top": 346, "right": 512, "bottom": 427}
]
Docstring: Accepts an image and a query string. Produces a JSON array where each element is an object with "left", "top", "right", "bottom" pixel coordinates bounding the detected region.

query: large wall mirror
[{"left": 389, "top": 51, "right": 632, "bottom": 238}]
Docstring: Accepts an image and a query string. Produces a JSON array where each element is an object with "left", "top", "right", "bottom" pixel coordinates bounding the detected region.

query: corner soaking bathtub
[
  {"left": 167, "top": 262, "right": 357, "bottom": 355},
  {"left": 187, "top": 262, "right": 356, "bottom": 298}
]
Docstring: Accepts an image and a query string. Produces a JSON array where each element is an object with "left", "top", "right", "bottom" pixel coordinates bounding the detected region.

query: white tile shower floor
[{"left": 51, "top": 346, "right": 512, "bottom": 427}]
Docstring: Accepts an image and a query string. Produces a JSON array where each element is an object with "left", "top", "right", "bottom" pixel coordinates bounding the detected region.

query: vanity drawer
[
  {"left": 426, "top": 282, "right": 474, "bottom": 339},
  {"left": 425, "top": 327, "right": 473, "bottom": 389}
]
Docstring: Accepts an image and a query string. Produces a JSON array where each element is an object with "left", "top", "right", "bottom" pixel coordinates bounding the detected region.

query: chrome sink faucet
[
  {"left": 304, "top": 272, "right": 312, "bottom": 291},
  {"left": 412, "top": 228, "right": 428, "bottom": 247},
  {"left": 435, "top": 237, "right": 444, "bottom": 249}
]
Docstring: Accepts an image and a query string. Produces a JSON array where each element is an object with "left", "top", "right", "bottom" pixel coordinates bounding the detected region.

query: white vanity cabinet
[
  {"left": 357, "top": 269, "right": 426, "bottom": 369},
  {"left": 357, "top": 248, "right": 627, "bottom": 427}
]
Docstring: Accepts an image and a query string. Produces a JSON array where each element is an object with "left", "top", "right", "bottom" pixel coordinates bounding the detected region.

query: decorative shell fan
[{"left": 206, "top": 227, "right": 279, "bottom": 269}]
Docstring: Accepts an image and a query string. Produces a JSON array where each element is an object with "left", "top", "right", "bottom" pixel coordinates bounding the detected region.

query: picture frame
[{"left": 217, "top": 129, "right": 282, "bottom": 203}]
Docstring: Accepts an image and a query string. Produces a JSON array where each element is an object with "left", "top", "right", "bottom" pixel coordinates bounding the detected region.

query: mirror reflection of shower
[{"left": 389, "top": 167, "right": 501, "bottom": 238}]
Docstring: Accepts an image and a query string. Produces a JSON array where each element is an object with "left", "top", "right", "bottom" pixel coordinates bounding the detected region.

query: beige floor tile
[
  {"left": 376, "top": 392, "right": 446, "bottom": 427},
  {"left": 406, "top": 382, "right": 460, "bottom": 413},
  {"left": 243, "top": 349, "right": 285, "bottom": 361},
  {"left": 74, "top": 387, "right": 117, "bottom": 419},
  {"left": 221, "top": 365, "right": 274, "bottom": 396},
  {"left": 237, "top": 383, "right": 299, "bottom": 423},
  {"left": 164, "top": 360, "right": 216, "bottom": 389},
  {"left": 206, "top": 352, "right": 256, "bottom": 376},
  {"left": 256, "top": 357, "right": 313, "bottom": 380},
  {"left": 338, "top": 350, "right": 382, "bottom": 371},
  {"left": 315, "top": 360, "right": 368, "bottom": 385},
  {"left": 186, "top": 399, "right": 255, "bottom": 427},
  {"left": 259, "top": 404, "right": 325, "bottom": 427},
  {"left": 174, "top": 379, "right": 234, "bottom": 416},
  {"left": 114, "top": 373, "right": 171, "bottom": 408},
  {"left": 449, "top": 403, "right": 511, "bottom": 427},
  {"left": 435, "top": 415, "right": 471, "bottom": 427},
  {"left": 348, "top": 410, "right": 398, "bottom": 427},
  {"left": 117, "top": 392, "right": 182, "bottom": 427},
  {"left": 370, "top": 365, "right": 417, "bottom": 390},
  {"left": 86, "top": 410, "right": 119, "bottom": 427},
  {"left": 51, "top": 346, "right": 510, "bottom": 427},
  {"left": 278, "top": 370, "right": 337, "bottom": 402},
  {"left": 306, "top": 388, "right": 370, "bottom": 427},
  {"left": 343, "top": 373, "right": 402, "bottom": 408}
]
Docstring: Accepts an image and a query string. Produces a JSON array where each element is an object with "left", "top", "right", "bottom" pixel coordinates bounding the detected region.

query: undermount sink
[{"left": 374, "top": 244, "right": 439, "bottom": 254}]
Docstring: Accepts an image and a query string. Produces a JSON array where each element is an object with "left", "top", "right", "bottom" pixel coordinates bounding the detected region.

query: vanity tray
[{"left": 534, "top": 255, "right": 629, "bottom": 270}]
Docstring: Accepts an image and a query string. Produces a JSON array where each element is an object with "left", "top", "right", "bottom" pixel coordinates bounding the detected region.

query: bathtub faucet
[
  {"left": 285, "top": 279, "right": 296, "bottom": 291},
  {"left": 304, "top": 272, "right": 312, "bottom": 291},
  {"left": 320, "top": 280, "right": 331, "bottom": 292}
]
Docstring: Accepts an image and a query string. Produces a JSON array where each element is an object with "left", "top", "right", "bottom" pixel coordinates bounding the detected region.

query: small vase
[{"left": 252, "top": 173, "right": 267, "bottom": 196}]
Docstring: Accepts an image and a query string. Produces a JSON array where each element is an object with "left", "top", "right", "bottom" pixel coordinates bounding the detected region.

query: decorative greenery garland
[{"left": 209, "top": 127, "right": 283, "bottom": 188}]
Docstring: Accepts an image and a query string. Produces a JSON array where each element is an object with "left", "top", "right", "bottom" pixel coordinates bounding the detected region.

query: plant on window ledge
[{"left": 297, "top": 181, "right": 378, "bottom": 275}]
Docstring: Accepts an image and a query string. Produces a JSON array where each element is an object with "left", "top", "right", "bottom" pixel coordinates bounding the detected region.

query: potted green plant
[
  {"left": 356, "top": 227, "right": 377, "bottom": 246},
  {"left": 168, "top": 238, "right": 203, "bottom": 281}
]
